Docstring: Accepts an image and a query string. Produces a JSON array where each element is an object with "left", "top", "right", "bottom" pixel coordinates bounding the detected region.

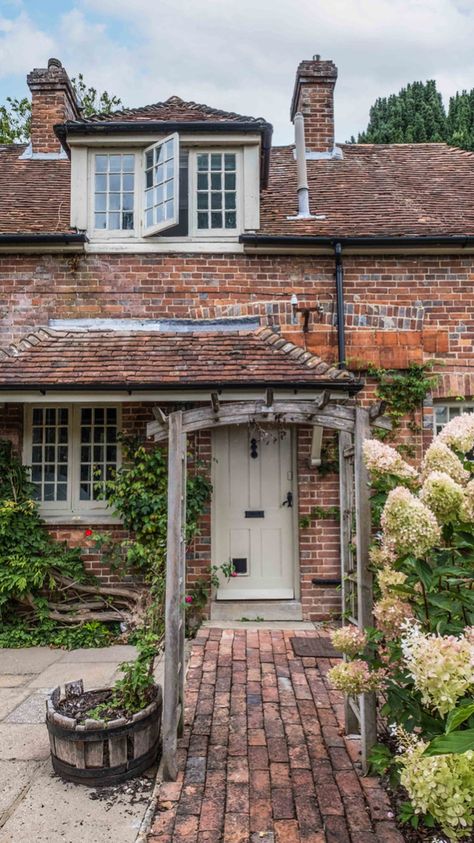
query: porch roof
[{"left": 0, "top": 325, "right": 357, "bottom": 391}]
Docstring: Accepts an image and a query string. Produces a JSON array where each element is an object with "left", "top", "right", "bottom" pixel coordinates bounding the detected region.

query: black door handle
[{"left": 282, "top": 491, "right": 293, "bottom": 507}]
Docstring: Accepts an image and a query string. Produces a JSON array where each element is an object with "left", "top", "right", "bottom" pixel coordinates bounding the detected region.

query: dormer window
[{"left": 82, "top": 134, "right": 255, "bottom": 242}]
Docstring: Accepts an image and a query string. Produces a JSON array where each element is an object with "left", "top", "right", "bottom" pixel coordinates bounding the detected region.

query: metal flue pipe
[{"left": 294, "top": 111, "right": 311, "bottom": 218}]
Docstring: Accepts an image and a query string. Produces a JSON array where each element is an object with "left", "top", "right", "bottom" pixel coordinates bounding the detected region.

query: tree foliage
[
  {"left": 355, "top": 79, "right": 474, "bottom": 151},
  {"left": 0, "top": 73, "right": 121, "bottom": 144}
]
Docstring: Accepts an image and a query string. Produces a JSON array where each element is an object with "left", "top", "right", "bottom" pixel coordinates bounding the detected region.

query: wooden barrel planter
[{"left": 46, "top": 680, "right": 162, "bottom": 786}]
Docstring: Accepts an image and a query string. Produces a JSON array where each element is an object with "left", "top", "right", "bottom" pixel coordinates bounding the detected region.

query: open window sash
[{"left": 143, "top": 133, "right": 179, "bottom": 236}]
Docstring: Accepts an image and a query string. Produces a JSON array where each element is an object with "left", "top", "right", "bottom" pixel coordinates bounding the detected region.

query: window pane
[
  {"left": 224, "top": 153, "right": 236, "bottom": 170},
  {"left": 225, "top": 211, "right": 237, "bottom": 228},
  {"left": 225, "top": 192, "right": 236, "bottom": 210},
  {"left": 225, "top": 172, "right": 236, "bottom": 190},
  {"left": 109, "top": 174, "right": 121, "bottom": 192},
  {"left": 197, "top": 193, "right": 208, "bottom": 210},
  {"left": 197, "top": 173, "right": 208, "bottom": 190},
  {"left": 106, "top": 408, "right": 117, "bottom": 424},
  {"left": 33, "top": 408, "right": 43, "bottom": 425},
  {"left": 45, "top": 408, "right": 56, "bottom": 425},
  {"left": 211, "top": 173, "right": 222, "bottom": 190},
  {"left": 95, "top": 174, "right": 107, "bottom": 192},
  {"left": 211, "top": 193, "right": 222, "bottom": 209},
  {"left": 95, "top": 155, "right": 107, "bottom": 173},
  {"left": 123, "top": 174, "right": 134, "bottom": 191},
  {"left": 109, "top": 193, "right": 120, "bottom": 211},
  {"left": 109, "top": 213, "right": 120, "bottom": 229},
  {"left": 197, "top": 212, "right": 208, "bottom": 229},
  {"left": 123, "top": 155, "right": 135, "bottom": 172},
  {"left": 57, "top": 484, "right": 67, "bottom": 501},
  {"left": 211, "top": 153, "right": 221, "bottom": 171},
  {"left": 123, "top": 212, "right": 134, "bottom": 229},
  {"left": 197, "top": 154, "right": 208, "bottom": 171},
  {"left": 44, "top": 484, "right": 55, "bottom": 501},
  {"left": 211, "top": 212, "right": 222, "bottom": 228},
  {"left": 95, "top": 213, "right": 107, "bottom": 229},
  {"left": 95, "top": 193, "right": 106, "bottom": 212},
  {"left": 32, "top": 446, "right": 42, "bottom": 463},
  {"left": 109, "top": 155, "right": 121, "bottom": 172}
]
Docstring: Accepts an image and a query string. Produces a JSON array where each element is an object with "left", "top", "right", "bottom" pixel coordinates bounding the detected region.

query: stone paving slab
[
  {"left": 0, "top": 675, "right": 34, "bottom": 688},
  {"left": 0, "top": 647, "right": 63, "bottom": 674},
  {"left": 57, "top": 644, "right": 138, "bottom": 663},
  {"left": 5, "top": 690, "right": 50, "bottom": 724},
  {"left": 0, "top": 724, "right": 50, "bottom": 761},
  {"left": 0, "top": 688, "right": 31, "bottom": 720},
  {"left": 0, "top": 759, "right": 38, "bottom": 816},
  {"left": 149, "top": 628, "right": 405, "bottom": 843},
  {"left": 28, "top": 660, "right": 120, "bottom": 689}
]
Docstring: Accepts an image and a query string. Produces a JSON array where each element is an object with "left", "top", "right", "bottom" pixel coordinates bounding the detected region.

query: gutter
[
  {"left": 0, "top": 380, "right": 363, "bottom": 396},
  {"left": 240, "top": 233, "right": 474, "bottom": 251},
  {"left": 54, "top": 120, "right": 274, "bottom": 188},
  {"left": 0, "top": 233, "right": 87, "bottom": 245}
]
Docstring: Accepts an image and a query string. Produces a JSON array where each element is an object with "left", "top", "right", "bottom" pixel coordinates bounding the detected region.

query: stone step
[{"left": 210, "top": 599, "right": 303, "bottom": 622}]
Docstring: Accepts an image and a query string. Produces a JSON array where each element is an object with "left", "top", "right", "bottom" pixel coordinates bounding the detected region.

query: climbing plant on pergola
[{"left": 147, "top": 395, "right": 389, "bottom": 780}]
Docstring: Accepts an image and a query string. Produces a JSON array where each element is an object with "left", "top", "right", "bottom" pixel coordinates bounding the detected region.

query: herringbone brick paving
[{"left": 149, "top": 627, "right": 404, "bottom": 843}]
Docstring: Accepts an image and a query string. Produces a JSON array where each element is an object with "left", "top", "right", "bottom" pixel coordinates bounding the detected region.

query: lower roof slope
[{"left": 0, "top": 326, "right": 354, "bottom": 389}]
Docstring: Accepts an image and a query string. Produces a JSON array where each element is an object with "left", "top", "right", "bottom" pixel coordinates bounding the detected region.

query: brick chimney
[
  {"left": 27, "top": 58, "right": 80, "bottom": 154},
  {"left": 290, "top": 56, "right": 338, "bottom": 152}
]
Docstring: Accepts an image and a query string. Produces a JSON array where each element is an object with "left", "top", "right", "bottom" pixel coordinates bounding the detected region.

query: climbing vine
[{"left": 367, "top": 362, "right": 438, "bottom": 447}]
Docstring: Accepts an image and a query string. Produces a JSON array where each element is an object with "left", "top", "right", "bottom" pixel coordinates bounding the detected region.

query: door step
[{"left": 210, "top": 600, "right": 303, "bottom": 622}]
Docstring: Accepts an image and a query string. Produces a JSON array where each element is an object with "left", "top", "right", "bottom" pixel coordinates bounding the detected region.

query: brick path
[{"left": 149, "top": 627, "right": 404, "bottom": 843}]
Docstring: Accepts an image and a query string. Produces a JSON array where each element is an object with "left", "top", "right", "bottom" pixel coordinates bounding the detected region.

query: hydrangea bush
[{"left": 328, "top": 420, "right": 474, "bottom": 841}]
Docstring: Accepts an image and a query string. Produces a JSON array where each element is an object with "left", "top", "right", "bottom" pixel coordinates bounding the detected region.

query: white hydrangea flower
[
  {"left": 400, "top": 625, "right": 474, "bottom": 716},
  {"left": 377, "top": 565, "right": 407, "bottom": 596},
  {"left": 381, "top": 486, "right": 441, "bottom": 557},
  {"left": 330, "top": 626, "right": 367, "bottom": 658},
  {"left": 420, "top": 471, "right": 465, "bottom": 523},
  {"left": 363, "top": 439, "right": 418, "bottom": 480},
  {"left": 421, "top": 441, "right": 470, "bottom": 485},
  {"left": 374, "top": 594, "right": 413, "bottom": 638},
  {"left": 438, "top": 412, "right": 474, "bottom": 454}
]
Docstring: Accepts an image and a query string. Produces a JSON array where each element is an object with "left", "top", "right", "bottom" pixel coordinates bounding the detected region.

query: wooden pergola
[{"left": 147, "top": 395, "right": 389, "bottom": 779}]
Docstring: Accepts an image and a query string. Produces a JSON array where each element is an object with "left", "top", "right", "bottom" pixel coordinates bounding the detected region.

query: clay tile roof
[
  {"left": 259, "top": 143, "right": 474, "bottom": 237},
  {"left": 0, "top": 326, "right": 354, "bottom": 387},
  {"left": 81, "top": 95, "right": 268, "bottom": 125},
  {"left": 0, "top": 145, "right": 72, "bottom": 234}
]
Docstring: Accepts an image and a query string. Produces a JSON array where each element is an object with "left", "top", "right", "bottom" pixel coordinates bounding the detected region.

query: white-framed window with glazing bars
[
  {"left": 24, "top": 405, "right": 121, "bottom": 522},
  {"left": 434, "top": 402, "right": 474, "bottom": 436},
  {"left": 191, "top": 149, "right": 240, "bottom": 236}
]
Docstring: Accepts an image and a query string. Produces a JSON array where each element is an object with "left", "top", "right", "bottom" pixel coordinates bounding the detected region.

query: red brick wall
[
  {"left": 1, "top": 249, "right": 473, "bottom": 618},
  {"left": 292, "top": 59, "right": 337, "bottom": 152}
]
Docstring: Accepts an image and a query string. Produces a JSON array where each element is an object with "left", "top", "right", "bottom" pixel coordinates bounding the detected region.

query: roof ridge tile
[{"left": 254, "top": 327, "right": 355, "bottom": 381}]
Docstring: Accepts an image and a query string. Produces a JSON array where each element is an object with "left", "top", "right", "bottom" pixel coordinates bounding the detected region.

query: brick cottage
[{"left": 1, "top": 55, "right": 473, "bottom": 621}]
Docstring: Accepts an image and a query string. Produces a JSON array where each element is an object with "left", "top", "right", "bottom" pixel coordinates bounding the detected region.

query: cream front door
[{"left": 213, "top": 426, "right": 295, "bottom": 599}]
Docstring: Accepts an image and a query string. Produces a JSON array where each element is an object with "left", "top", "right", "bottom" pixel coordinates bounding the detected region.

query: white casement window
[
  {"left": 94, "top": 154, "right": 136, "bottom": 232},
  {"left": 24, "top": 405, "right": 121, "bottom": 522},
  {"left": 434, "top": 402, "right": 474, "bottom": 435},
  {"left": 143, "top": 133, "right": 179, "bottom": 236},
  {"left": 191, "top": 150, "right": 240, "bottom": 235}
]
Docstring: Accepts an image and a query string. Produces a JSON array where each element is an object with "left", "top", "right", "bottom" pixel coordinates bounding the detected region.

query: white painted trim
[
  {"left": 84, "top": 239, "right": 243, "bottom": 253},
  {"left": 188, "top": 148, "right": 243, "bottom": 238},
  {"left": 5, "top": 389, "right": 347, "bottom": 404},
  {"left": 67, "top": 132, "right": 262, "bottom": 147},
  {"left": 23, "top": 402, "right": 122, "bottom": 521},
  {"left": 87, "top": 148, "right": 140, "bottom": 239},
  {"left": 243, "top": 145, "right": 260, "bottom": 230},
  {"left": 70, "top": 147, "right": 88, "bottom": 230}
]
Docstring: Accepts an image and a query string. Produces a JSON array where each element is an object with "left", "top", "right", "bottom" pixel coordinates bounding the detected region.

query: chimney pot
[
  {"left": 290, "top": 56, "right": 338, "bottom": 152},
  {"left": 48, "top": 57, "right": 63, "bottom": 69}
]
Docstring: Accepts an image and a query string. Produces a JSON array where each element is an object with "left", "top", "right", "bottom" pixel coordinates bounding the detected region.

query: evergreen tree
[
  {"left": 447, "top": 90, "right": 474, "bottom": 151},
  {"left": 0, "top": 74, "right": 121, "bottom": 144},
  {"left": 357, "top": 80, "right": 446, "bottom": 144}
]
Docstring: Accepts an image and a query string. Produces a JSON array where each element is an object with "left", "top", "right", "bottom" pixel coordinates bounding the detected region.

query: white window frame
[
  {"left": 23, "top": 404, "right": 122, "bottom": 524},
  {"left": 189, "top": 148, "right": 243, "bottom": 238},
  {"left": 142, "top": 133, "right": 180, "bottom": 237},
  {"left": 88, "top": 150, "right": 140, "bottom": 239},
  {"left": 434, "top": 402, "right": 474, "bottom": 436}
]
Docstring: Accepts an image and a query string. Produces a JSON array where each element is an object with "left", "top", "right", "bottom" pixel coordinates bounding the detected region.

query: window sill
[
  {"left": 41, "top": 514, "right": 123, "bottom": 526},
  {"left": 85, "top": 237, "right": 244, "bottom": 254}
]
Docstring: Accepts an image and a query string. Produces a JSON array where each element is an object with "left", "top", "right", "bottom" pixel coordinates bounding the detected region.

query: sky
[{"left": 1, "top": 0, "right": 474, "bottom": 145}]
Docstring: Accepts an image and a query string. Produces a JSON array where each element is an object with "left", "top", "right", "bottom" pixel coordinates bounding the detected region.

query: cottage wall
[{"left": 0, "top": 249, "right": 472, "bottom": 620}]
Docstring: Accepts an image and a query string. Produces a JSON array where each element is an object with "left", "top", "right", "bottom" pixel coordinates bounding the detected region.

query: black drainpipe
[{"left": 334, "top": 241, "right": 346, "bottom": 368}]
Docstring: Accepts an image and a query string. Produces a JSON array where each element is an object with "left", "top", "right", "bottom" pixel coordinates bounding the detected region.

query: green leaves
[
  {"left": 445, "top": 703, "right": 474, "bottom": 734},
  {"left": 424, "top": 729, "right": 474, "bottom": 756}
]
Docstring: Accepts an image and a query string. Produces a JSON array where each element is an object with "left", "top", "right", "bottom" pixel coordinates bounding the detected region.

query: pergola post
[
  {"left": 162, "top": 410, "right": 187, "bottom": 781},
  {"left": 354, "top": 407, "right": 376, "bottom": 772}
]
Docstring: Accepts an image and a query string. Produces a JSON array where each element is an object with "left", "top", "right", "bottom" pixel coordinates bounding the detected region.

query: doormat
[{"left": 290, "top": 637, "right": 342, "bottom": 658}]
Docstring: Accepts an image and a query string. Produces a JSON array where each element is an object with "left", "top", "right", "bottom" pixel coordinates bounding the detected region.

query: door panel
[{"left": 213, "top": 426, "right": 295, "bottom": 599}]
